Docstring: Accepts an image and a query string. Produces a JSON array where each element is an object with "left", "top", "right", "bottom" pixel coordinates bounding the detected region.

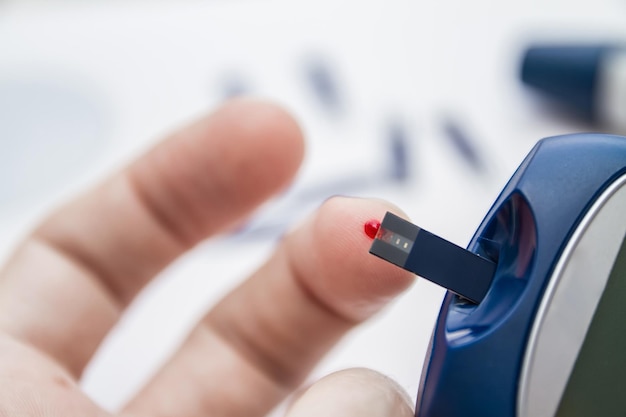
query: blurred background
[{"left": 1, "top": 0, "right": 625, "bottom": 414}]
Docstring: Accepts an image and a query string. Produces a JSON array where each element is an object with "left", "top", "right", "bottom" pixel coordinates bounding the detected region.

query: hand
[{"left": 0, "top": 99, "right": 415, "bottom": 417}]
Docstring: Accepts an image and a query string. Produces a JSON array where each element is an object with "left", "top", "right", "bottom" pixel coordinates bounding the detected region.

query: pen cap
[{"left": 520, "top": 45, "right": 615, "bottom": 122}]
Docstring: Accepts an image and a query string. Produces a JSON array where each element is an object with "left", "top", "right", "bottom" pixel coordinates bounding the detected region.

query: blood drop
[{"left": 364, "top": 219, "right": 381, "bottom": 239}]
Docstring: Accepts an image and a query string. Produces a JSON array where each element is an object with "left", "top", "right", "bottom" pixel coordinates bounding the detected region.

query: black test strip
[{"left": 369, "top": 212, "right": 496, "bottom": 304}]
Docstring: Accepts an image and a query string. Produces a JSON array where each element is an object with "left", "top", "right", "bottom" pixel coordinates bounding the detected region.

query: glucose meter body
[{"left": 414, "top": 133, "right": 626, "bottom": 417}]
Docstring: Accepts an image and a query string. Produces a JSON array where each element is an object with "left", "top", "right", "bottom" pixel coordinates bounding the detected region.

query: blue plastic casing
[{"left": 416, "top": 133, "right": 626, "bottom": 417}]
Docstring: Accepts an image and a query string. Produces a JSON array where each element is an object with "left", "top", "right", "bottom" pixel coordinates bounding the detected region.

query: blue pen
[
  {"left": 441, "top": 116, "right": 487, "bottom": 174},
  {"left": 303, "top": 55, "right": 344, "bottom": 116},
  {"left": 386, "top": 118, "right": 411, "bottom": 182},
  {"left": 521, "top": 44, "right": 626, "bottom": 132}
]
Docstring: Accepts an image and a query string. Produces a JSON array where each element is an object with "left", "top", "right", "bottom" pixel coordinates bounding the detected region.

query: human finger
[
  {"left": 122, "top": 197, "right": 415, "bottom": 417},
  {"left": 285, "top": 368, "right": 414, "bottom": 417},
  {"left": 0, "top": 98, "right": 304, "bottom": 377}
]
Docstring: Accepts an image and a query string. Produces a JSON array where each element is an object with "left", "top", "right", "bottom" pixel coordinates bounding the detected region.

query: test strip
[{"left": 369, "top": 212, "right": 496, "bottom": 304}]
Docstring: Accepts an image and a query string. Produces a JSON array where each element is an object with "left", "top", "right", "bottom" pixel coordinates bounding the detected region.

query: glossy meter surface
[{"left": 416, "top": 133, "right": 626, "bottom": 417}]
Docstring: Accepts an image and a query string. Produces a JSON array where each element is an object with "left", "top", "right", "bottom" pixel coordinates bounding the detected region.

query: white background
[{"left": 0, "top": 0, "right": 625, "bottom": 414}]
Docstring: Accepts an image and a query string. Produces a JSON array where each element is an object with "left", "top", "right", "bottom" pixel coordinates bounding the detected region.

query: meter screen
[{"left": 556, "top": 233, "right": 626, "bottom": 417}]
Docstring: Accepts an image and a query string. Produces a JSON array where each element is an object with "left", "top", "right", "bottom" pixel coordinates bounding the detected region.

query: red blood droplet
[{"left": 364, "top": 219, "right": 381, "bottom": 239}]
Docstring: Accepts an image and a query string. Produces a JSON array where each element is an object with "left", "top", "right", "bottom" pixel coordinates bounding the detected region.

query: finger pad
[{"left": 292, "top": 197, "right": 415, "bottom": 322}]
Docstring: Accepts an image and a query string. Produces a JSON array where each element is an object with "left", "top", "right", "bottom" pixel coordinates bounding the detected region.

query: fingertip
[
  {"left": 215, "top": 98, "right": 306, "bottom": 171},
  {"left": 285, "top": 368, "right": 414, "bottom": 417},
  {"left": 197, "top": 97, "right": 306, "bottom": 196},
  {"left": 130, "top": 98, "right": 306, "bottom": 243},
  {"left": 287, "top": 197, "right": 416, "bottom": 322}
]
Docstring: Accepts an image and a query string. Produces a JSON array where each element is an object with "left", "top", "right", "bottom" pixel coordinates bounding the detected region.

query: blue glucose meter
[{"left": 371, "top": 133, "right": 626, "bottom": 416}]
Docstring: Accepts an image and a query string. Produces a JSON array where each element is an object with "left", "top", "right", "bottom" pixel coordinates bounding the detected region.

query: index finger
[{"left": 0, "top": 99, "right": 304, "bottom": 377}]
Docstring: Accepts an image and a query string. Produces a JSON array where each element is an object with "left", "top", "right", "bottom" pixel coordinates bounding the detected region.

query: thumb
[{"left": 285, "top": 368, "right": 414, "bottom": 417}]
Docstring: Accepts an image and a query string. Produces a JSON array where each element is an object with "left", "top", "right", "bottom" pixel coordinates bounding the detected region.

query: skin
[{"left": 0, "top": 98, "right": 416, "bottom": 417}]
